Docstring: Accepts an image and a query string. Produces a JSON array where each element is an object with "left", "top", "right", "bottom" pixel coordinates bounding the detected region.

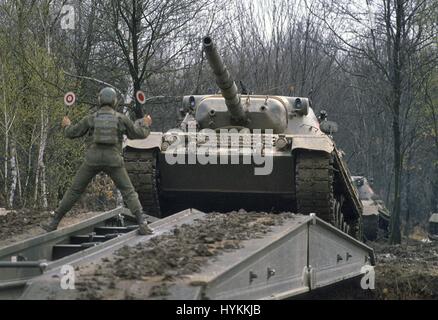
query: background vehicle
[
  {"left": 428, "top": 213, "right": 438, "bottom": 241},
  {"left": 352, "top": 176, "right": 390, "bottom": 240}
]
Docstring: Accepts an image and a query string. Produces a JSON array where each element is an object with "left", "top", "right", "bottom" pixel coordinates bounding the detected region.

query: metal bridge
[{"left": 0, "top": 207, "right": 374, "bottom": 300}]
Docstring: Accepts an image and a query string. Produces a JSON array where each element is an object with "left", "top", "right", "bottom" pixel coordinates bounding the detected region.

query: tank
[
  {"left": 352, "top": 176, "right": 390, "bottom": 241},
  {"left": 428, "top": 213, "right": 438, "bottom": 241},
  {"left": 124, "top": 36, "right": 363, "bottom": 239}
]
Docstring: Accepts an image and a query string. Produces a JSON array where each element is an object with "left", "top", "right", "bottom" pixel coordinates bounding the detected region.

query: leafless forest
[{"left": 0, "top": 0, "right": 437, "bottom": 244}]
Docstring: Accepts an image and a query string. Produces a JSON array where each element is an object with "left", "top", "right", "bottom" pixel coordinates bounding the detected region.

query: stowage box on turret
[{"left": 124, "top": 36, "right": 363, "bottom": 239}]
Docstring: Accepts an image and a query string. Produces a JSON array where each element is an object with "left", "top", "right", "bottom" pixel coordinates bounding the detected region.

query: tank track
[
  {"left": 295, "top": 151, "right": 355, "bottom": 237},
  {"left": 124, "top": 149, "right": 162, "bottom": 218},
  {"left": 363, "top": 216, "right": 378, "bottom": 241}
]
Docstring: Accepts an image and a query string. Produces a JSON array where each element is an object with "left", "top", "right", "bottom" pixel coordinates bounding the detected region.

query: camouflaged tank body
[
  {"left": 429, "top": 214, "right": 438, "bottom": 241},
  {"left": 352, "top": 176, "right": 390, "bottom": 240},
  {"left": 124, "top": 36, "right": 363, "bottom": 239}
]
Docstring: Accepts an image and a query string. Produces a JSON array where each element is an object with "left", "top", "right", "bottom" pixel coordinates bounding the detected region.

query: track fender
[
  {"left": 291, "top": 135, "right": 334, "bottom": 154},
  {"left": 124, "top": 132, "right": 162, "bottom": 150}
]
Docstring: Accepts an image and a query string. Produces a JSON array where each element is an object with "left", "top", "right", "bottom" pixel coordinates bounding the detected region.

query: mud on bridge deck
[{"left": 0, "top": 207, "right": 374, "bottom": 300}]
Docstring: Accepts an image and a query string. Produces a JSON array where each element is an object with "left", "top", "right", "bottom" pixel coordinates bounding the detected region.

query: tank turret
[
  {"left": 203, "top": 36, "right": 247, "bottom": 124},
  {"left": 195, "top": 36, "right": 291, "bottom": 133}
]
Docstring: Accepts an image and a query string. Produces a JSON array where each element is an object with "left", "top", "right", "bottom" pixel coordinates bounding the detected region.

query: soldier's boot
[
  {"left": 40, "top": 211, "right": 64, "bottom": 232},
  {"left": 135, "top": 212, "right": 153, "bottom": 235}
]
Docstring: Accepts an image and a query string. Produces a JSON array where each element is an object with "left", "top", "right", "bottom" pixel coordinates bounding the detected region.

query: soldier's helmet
[{"left": 98, "top": 87, "right": 118, "bottom": 108}]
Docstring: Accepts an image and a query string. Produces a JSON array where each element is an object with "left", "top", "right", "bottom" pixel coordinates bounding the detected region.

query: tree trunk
[
  {"left": 432, "top": 165, "right": 438, "bottom": 213},
  {"left": 4, "top": 120, "right": 8, "bottom": 200},
  {"left": 390, "top": 110, "right": 402, "bottom": 244},
  {"left": 389, "top": 0, "right": 404, "bottom": 245},
  {"left": 34, "top": 108, "right": 48, "bottom": 208},
  {"left": 8, "top": 139, "right": 17, "bottom": 208},
  {"left": 41, "top": 163, "right": 48, "bottom": 208},
  {"left": 131, "top": 1, "right": 144, "bottom": 120},
  {"left": 404, "top": 153, "right": 412, "bottom": 236},
  {"left": 24, "top": 126, "right": 35, "bottom": 196},
  {"left": 16, "top": 153, "right": 22, "bottom": 206},
  {"left": 33, "top": 24, "right": 51, "bottom": 209},
  {"left": 2, "top": 64, "right": 8, "bottom": 198}
]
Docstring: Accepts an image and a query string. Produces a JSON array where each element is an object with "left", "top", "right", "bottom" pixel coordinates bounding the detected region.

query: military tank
[
  {"left": 352, "top": 176, "right": 390, "bottom": 241},
  {"left": 428, "top": 213, "right": 438, "bottom": 241},
  {"left": 124, "top": 36, "right": 363, "bottom": 239}
]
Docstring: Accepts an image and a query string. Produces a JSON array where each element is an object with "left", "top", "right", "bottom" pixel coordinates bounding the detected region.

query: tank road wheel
[
  {"left": 295, "top": 150, "right": 362, "bottom": 239},
  {"left": 295, "top": 151, "right": 334, "bottom": 223},
  {"left": 124, "top": 149, "right": 162, "bottom": 218},
  {"left": 333, "top": 201, "right": 339, "bottom": 226},
  {"left": 338, "top": 212, "right": 352, "bottom": 235},
  {"left": 350, "top": 219, "right": 362, "bottom": 240},
  {"left": 340, "top": 209, "right": 349, "bottom": 234},
  {"left": 333, "top": 200, "right": 345, "bottom": 230},
  {"left": 344, "top": 222, "right": 350, "bottom": 235}
]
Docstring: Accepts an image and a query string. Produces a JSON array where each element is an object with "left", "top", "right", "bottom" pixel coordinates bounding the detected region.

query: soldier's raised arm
[
  {"left": 122, "top": 114, "right": 152, "bottom": 140},
  {"left": 64, "top": 115, "right": 93, "bottom": 139}
]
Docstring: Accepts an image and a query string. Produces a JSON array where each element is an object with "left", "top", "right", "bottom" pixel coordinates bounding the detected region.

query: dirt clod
[{"left": 76, "top": 211, "right": 293, "bottom": 299}]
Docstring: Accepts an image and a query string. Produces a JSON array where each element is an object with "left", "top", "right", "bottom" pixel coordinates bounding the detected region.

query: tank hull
[
  {"left": 158, "top": 153, "right": 294, "bottom": 194},
  {"left": 125, "top": 131, "right": 363, "bottom": 239},
  {"left": 157, "top": 151, "right": 294, "bottom": 213},
  {"left": 125, "top": 34, "right": 363, "bottom": 239}
]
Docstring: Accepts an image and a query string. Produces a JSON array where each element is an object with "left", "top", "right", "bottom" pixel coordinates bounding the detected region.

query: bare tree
[
  {"left": 306, "top": 0, "right": 438, "bottom": 243},
  {"left": 97, "top": 0, "right": 212, "bottom": 118}
]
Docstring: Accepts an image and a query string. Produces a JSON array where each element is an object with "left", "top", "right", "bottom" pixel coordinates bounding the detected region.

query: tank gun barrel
[{"left": 203, "top": 36, "right": 247, "bottom": 123}]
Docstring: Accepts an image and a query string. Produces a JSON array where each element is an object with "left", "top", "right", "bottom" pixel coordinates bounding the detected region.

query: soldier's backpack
[{"left": 93, "top": 110, "right": 119, "bottom": 145}]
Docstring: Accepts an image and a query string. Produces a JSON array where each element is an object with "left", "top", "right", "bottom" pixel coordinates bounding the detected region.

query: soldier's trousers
[{"left": 56, "top": 163, "right": 143, "bottom": 218}]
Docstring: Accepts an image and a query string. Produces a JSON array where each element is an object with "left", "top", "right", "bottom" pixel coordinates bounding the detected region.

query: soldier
[
  {"left": 318, "top": 110, "right": 328, "bottom": 123},
  {"left": 41, "top": 87, "right": 152, "bottom": 235}
]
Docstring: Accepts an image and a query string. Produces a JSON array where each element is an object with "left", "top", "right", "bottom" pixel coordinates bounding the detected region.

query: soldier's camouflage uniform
[{"left": 55, "top": 106, "right": 149, "bottom": 223}]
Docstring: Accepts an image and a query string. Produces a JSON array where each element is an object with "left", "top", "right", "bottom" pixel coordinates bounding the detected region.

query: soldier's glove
[
  {"left": 62, "top": 116, "right": 71, "bottom": 128},
  {"left": 143, "top": 115, "right": 152, "bottom": 127}
]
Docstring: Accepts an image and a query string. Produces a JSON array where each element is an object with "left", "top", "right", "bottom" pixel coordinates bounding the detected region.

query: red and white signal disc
[
  {"left": 64, "top": 92, "right": 76, "bottom": 106},
  {"left": 136, "top": 90, "right": 146, "bottom": 104}
]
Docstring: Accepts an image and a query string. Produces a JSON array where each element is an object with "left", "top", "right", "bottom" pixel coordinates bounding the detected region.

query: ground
[
  {"left": 371, "top": 238, "right": 438, "bottom": 299},
  {"left": 0, "top": 209, "right": 437, "bottom": 299},
  {"left": 0, "top": 208, "right": 102, "bottom": 247},
  {"left": 304, "top": 238, "right": 438, "bottom": 300},
  {"left": 302, "top": 225, "right": 438, "bottom": 299}
]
